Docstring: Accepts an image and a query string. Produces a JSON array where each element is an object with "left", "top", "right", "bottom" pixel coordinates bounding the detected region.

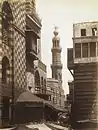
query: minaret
[{"left": 51, "top": 27, "right": 63, "bottom": 84}]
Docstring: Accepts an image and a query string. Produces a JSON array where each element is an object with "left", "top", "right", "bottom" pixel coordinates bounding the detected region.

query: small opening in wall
[
  {"left": 92, "top": 28, "right": 97, "bottom": 36},
  {"left": 28, "top": 86, "right": 32, "bottom": 91},
  {"left": 81, "top": 29, "right": 86, "bottom": 36}
]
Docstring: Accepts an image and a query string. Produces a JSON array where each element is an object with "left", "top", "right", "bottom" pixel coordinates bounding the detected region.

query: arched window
[
  {"left": 2, "top": 56, "right": 10, "bottom": 85},
  {"left": 53, "top": 40, "right": 56, "bottom": 48},
  {"left": 57, "top": 40, "right": 59, "bottom": 47},
  {"left": 2, "top": 1, "right": 13, "bottom": 45},
  {"left": 44, "top": 79, "right": 46, "bottom": 93},
  {"left": 41, "top": 77, "right": 44, "bottom": 93},
  {"left": 35, "top": 70, "right": 40, "bottom": 91}
]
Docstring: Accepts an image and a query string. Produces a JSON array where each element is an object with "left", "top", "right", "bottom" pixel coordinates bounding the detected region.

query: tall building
[
  {"left": 47, "top": 27, "right": 65, "bottom": 108},
  {"left": 26, "top": 0, "right": 48, "bottom": 101},
  {"left": 0, "top": 0, "right": 26, "bottom": 127},
  {"left": 67, "top": 21, "right": 98, "bottom": 124},
  {"left": 51, "top": 27, "right": 62, "bottom": 84}
]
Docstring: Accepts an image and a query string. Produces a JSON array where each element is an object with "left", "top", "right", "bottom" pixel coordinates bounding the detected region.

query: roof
[
  {"left": 16, "top": 91, "right": 66, "bottom": 112},
  {"left": 16, "top": 91, "right": 43, "bottom": 103}
]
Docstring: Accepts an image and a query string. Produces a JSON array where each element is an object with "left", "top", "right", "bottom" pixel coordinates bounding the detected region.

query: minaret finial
[{"left": 53, "top": 26, "right": 59, "bottom": 36}]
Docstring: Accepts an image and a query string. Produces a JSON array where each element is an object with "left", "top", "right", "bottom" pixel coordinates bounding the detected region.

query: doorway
[{"left": 1, "top": 96, "right": 10, "bottom": 127}]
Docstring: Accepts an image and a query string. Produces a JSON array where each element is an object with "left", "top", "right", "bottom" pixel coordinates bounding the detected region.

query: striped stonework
[
  {"left": 0, "top": 0, "right": 26, "bottom": 100},
  {"left": 0, "top": 0, "right": 27, "bottom": 127},
  {"left": 10, "top": 0, "right": 26, "bottom": 99}
]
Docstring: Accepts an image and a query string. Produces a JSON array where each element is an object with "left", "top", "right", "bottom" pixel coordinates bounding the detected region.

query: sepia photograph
[{"left": 0, "top": 0, "right": 98, "bottom": 129}]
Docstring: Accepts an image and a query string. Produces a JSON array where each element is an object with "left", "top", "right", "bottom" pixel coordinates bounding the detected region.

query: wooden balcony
[
  {"left": 26, "top": 31, "right": 38, "bottom": 61},
  {"left": 34, "top": 86, "right": 50, "bottom": 100}
]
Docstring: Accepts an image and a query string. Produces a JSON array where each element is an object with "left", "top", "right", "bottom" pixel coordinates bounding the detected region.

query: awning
[
  {"left": 16, "top": 91, "right": 43, "bottom": 103},
  {"left": 16, "top": 91, "right": 66, "bottom": 112}
]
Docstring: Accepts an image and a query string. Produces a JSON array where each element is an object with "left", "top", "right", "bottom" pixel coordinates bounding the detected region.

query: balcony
[
  {"left": 26, "top": 31, "right": 38, "bottom": 60},
  {"left": 34, "top": 86, "right": 50, "bottom": 100},
  {"left": 26, "top": 14, "right": 41, "bottom": 38},
  {"left": 73, "top": 36, "right": 98, "bottom": 43},
  {"left": 67, "top": 48, "right": 74, "bottom": 70}
]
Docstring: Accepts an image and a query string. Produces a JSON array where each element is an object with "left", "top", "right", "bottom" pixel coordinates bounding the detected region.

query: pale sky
[{"left": 36, "top": 0, "right": 98, "bottom": 94}]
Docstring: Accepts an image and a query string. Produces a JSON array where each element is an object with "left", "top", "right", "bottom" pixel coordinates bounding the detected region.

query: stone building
[
  {"left": 0, "top": 0, "right": 66, "bottom": 127},
  {"left": 67, "top": 21, "right": 98, "bottom": 125},
  {"left": 47, "top": 27, "right": 65, "bottom": 108},
  {"left": 26, "top": 0, "right": 47, "bottom": 100},
  {"left": 47, "top": 78, "right": 61, "bottom": 106},
  {"left": 0, "top": 0, "right": 27, "bottom": 127},
  {"left": 0, "top": 0, "right": 48, "bottom": 127}
]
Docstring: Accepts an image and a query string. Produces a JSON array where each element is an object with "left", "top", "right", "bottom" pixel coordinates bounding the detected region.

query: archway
[
  {"left": 1, "top": 1, "right": 14, "bottom": 127},
  {"left": 1, "top": 56, "right": 11, "bottom": 127},
  {"left": 41, "top": 77, "right": 44, "bottom": 93},
  {"left": 2, "top": 56, "right": 10, "bottom": 85},
  {"left": 43, "top": 79, "right": 46, "bottom": 93}
]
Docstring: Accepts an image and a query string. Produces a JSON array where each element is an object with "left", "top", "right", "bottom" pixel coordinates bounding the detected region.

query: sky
[{"left": 36, "top": 0, "right": 98, "bottom": 94}]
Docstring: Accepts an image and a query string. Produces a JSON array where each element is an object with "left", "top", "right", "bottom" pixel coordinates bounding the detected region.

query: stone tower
[{"left": 51, "top": 27, "right": 63, "bottom": 85}]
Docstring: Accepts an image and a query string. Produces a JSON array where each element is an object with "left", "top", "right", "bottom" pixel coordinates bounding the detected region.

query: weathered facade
[
  {"left": 0, "top": 0, "right": 66, "bottom": 127},
  {"left": 26, "top": 0, "right": 48, "bottom": 101},
  {"left": 0, "top": 0, "right": 26, "bottom": 127},
  {"left": 49, "top": 27, "right": 65, "bottom": 108},
  {"left": 47, "top": 78, "right": 62, "bottom": 106},
  {"left": 67, "top": 21, "right": 98, "bottom": 124}
]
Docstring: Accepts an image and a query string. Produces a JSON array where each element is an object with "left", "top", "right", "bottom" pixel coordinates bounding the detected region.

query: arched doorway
[
  {"left": 41, "top": 77, "right": 44, "bottom": 93},
  {"left": 1, "top": 56, "right": 11, "bottom": 127},
  {"left": 1, "top": 1, "right": 13, "bottom": 127},
  {"left": 2, "top": 1, "right": 13, "bottom": 45},
  {"left": 35, "top": 70, "right": 40, "bottom": 92},
  {"left": 2, "top": 56, "right": 10, "bottom": 84},
  {"left": 43, "top": 79, "right": 46, "bottom": 93}
]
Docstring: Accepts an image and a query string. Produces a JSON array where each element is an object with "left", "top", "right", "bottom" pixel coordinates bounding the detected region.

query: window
[
  {"left": 2, "top": 56, "right": 10, "bottom": 84},
  {"left": 92, "top": 28, "right": 97, "bottom": 36},
  {"left": 53, "top": 40, "right": 56, "bottom": 48},
  {"left": 81, "top": 29, "right": 86, "bottom": 36},
  {"left": 82, "top": 43, "right": 88, "bottom": 58},
  {"left": 31, "top": 37, "right": 37, "bottom": 53},
  {"left": 90, "top": 42, "right": 96, "bottom": 57},
  {"left": 75, "top": 43, "right": 81, "bottom": 58}
]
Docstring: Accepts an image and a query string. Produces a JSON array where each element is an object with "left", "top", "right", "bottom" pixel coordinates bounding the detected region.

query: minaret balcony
[
  {"left": 51, "top": 47, "right": 62, "bottom": 53},
  {"left": 51, "top": 64, "right": 63, "bottom": 69}
]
